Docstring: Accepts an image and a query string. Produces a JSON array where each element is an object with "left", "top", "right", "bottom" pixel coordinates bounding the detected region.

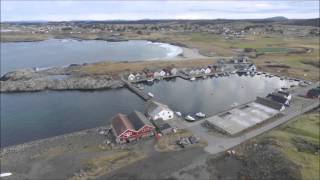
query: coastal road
[{"left": 185, "top": 83, "right": 319, "bottom": 154}]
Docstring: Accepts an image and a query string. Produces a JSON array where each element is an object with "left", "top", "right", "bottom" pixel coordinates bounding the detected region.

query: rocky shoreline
[{"left": 0, "top": 67, "right": 124, "bottom": 92}]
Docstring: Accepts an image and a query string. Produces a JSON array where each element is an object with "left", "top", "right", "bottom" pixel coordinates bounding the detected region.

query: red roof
[{"left": 111, "top": 113, "right": 134, "bottom": 136}]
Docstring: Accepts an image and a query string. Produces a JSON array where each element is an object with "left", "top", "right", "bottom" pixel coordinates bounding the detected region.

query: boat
[
  {"left": 147, "top": 92, "right": 154, "bottom": 98},
  {"left": 190, "top": 77, "right": 196, "bottom": 81},
  {"left": 195, "top": 112, "right": 206, "bottom": 118},
  {"left": 147, "top": 78, "right": 154, "bottom": 82},
  {"left": 137, "top": 84, "right": 144, "bottom": 90},
  {"left": 175, "top": 112, "right": 182, "bottom": 116},
  {"left": 231, "top": 102, "right": 238, "bottom": 107},
  {"left": 202, "top": 75, "right": 207, "bottom": 79},
  {"left": 0, "top": 173, "right": 12, "bottom": 177},
  {"left": 185, "top": 115, "right": 196, "bottom": 122}
]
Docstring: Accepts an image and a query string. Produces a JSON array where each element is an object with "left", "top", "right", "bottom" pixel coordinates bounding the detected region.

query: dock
[{"left": 121, "top": 78, "right": 150, "bottom": 101}]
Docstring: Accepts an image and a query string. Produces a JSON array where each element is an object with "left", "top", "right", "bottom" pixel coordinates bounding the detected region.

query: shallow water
[{"left": 0, "top": 39, "right": 182, "bottom": 74}]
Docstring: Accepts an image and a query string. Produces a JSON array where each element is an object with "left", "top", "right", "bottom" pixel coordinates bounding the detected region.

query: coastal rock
[
  {"left": 0, "top": 68, "right": 39, "bottom": 81},
  {"left": 0, "top": 76, "right": 124, "bottom": 92}
]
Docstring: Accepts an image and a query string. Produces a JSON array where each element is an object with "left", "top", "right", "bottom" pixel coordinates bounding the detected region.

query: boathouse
[
  {"left": 145, "top": 100, "right": 174, "bottom": 121},
  {"left": 255, "top": 97, "right": 285, "bottom": 111},
  {"left": 128, "top": 73, "right": 135, "bottom": 81},
  {"left": 111, "top": 111, "right": 155, "bottom": 143}
]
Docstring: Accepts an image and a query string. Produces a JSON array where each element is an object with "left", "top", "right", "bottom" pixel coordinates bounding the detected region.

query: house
[
  {"left": 267, "top": 93, "right": 290, "bottom": 106},
  {"left": 277, "top": 91, "right": 292, "bottom": 100},
  {"left": 205, "top": 67, "right": 211, "bottom": 74},
  {"left": 247, "top": 64, "right": 256, "bottom": 72},
  {"left": 171, "top": 68, "right": 178, "bottom": 75},
  {"left": 200, "top": 68, "right": 206, "bottom": 74},
  {"left": 159, "top": 70, "right": 166, "bottom": 77},
  {"left": 135, "top": 73, "right": 141, "bottom": 80},
  {"left": 111, "top": 111, "right": 155, "bottom": 143},
  {"left": 128, "top": 73, "right": 135, "bottom": 81},
  {"left": 255, "top": 97, "right": 285, "bottom": 111},
  {"left": 194, "top": 69, "right": 201, "bottom": 75},
  {"left": 154, "top": 71, "right": 161, "bottom": 79},
  {"left": 163, "top": 67, "right": 172, "bottom": 76},
  {"left": 306, "top": 87, "right": 320, "bottom": 98},
  {"left": 152, "top": 119, "right": 172, "bottom": 135},
  {"left": 189, "top": 69, "right": 195, "bottom": 75},
  {"left": 145, "top": 100, "right": 174, "bottom": 121}
]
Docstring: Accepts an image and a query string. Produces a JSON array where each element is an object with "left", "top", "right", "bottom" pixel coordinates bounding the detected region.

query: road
[{"left": 182, "top": 82, "right": 319, "bottom": 154}]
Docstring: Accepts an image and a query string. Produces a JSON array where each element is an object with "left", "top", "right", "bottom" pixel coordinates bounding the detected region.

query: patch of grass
[
  {"left": 72, "top": 150, "right": 145, "bottom": 180},
  {"left": 261, "top": 112, "right": 320, "bottom": 180}
]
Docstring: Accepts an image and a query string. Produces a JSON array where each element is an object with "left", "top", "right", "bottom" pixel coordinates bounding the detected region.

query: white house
[
  {"left": 194, "top": 69, "right": 201, "bottom": 75},
  {"left": 159, "top": 70, "right": 166, "bottom": 77},
  {"left": 128, "top": 73, "right": 135, "bottom": 81},
  {"left": 247, "top": 64, "right": 256, "bottom": 72},
  {"left": 205, "top": 67, "right": 211, "bottom": 74},
  {"left": 154, "top": 71, "right": 161, "bottom": 79},
  {"left": 171, "top": 68, "right": 178, "bottom": 75},
  {"left": 145, "top": 100, "right": 174, "bottom": 121},
  {"left": 200, "top": 68, "right": 206, "bottom": 74},
  {"left": 189, "top": 69, "right": 195, "bottom": 75}
]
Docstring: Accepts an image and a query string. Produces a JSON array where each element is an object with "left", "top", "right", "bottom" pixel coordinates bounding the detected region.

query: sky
[{"left": 1, "top": 1, "right": 319, "bottom": 22}]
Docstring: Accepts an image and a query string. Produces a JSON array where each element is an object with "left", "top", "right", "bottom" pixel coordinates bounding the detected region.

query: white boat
[
  {"left": 0, "top": 173, "right": 12, "bottom": 177},
  {"left": 190, "top": 77, "right": 196, "bottom": 81},
  {"left": 195, "top": 112, "right": 206, "bottom": 118},
  {"left": 175, "top": 112, "right": 182, "bottom": 116},
  {"left": 147, "top": 92, "right": 154, "bottom": 98},
  {"left": 231, "top": 102, "right": 238, "bottom": 107},
  {"left": 214, "top": 73, "right": 218, "bottom": 77},
  {"left": 185, "top": 115, "right": 196, "bottom": 122},
  {"left": 147, "top": 78, "right": 154, "bottom": 82},
  {"left": 137, "top": 84, "right": 144, "bottom": 90}
]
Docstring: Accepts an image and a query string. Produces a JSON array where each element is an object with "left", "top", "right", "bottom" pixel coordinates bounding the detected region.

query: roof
[
  {"left": 111, "top": 113, "right": 135, "bottom": 136},
  {"left": 112, "top": 111, "right": 154, "bottom": 137},
  {"left": 128, "top": 110, "right": 153, "bottom": 130},
  {"left": 267, "top": 93, "right": 289, "bottom": 104},
  {"left": 277, "top": 90, "right": 290, "bottom": 97},
  {"left": 152, "top": 119, "right": 171, "bottom": 131},
  {"left": 307, "top": 88, "right": 320, "bottom": 97},
  {"left": 255, "top": 97, "right": 284, "bottom": 110},
  {"left": 145, "top": 100, "right": 170, "bottom": 115}
]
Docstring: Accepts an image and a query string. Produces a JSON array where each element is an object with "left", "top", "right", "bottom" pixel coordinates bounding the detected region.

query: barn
[{"left": 111, "top": 111, "right": 155, "bottom": 143}]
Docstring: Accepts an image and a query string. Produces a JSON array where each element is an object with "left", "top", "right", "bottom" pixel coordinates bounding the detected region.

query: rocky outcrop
[
  {"left": 1, "top": 75, "right": 124, "bottom": 92},
  {"left": 0, "top": 68, "right": 41, "bottom": 81}
]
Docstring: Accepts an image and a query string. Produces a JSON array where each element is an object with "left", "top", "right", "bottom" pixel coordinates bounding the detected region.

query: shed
[{"left": 255, "top": 97, "right": 285, "bottom": 111}]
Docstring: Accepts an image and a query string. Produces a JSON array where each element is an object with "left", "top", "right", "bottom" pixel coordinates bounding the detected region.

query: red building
[{"left": 111, "top": 111, "right": 155, "bottom": 143}]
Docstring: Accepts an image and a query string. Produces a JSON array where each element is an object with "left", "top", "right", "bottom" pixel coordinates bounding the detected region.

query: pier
[{"left": 121, "top": 78, "right": 150, "bottom": 101}]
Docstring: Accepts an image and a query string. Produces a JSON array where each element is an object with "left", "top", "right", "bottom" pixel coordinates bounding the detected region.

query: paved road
[{"left": 184, "top": 83, "right": 319, "bottom": 154}]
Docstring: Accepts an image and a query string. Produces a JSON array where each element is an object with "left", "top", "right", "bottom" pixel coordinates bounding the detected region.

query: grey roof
[
  {"left": 267, "top": 93, "right": 289, "bottom": 104},
  {"left": 152, "top": 119, "right": 171, "bottom": 131},
  {"left": 255, "top": 97, "right": 284, "bottom": 110},
  {"left": 277, "top": 91, "right": 290, "bottom": 97},
  {"left": 127, "top": 110, "right": 153, "bottom": 131},
  {"left": 144, "top": 100, "right": 169, "bottom": 115}
]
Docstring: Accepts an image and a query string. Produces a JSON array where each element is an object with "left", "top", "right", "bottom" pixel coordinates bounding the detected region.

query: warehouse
[{"left": 205, "top": 101, "right": 280, "bottom": 135}]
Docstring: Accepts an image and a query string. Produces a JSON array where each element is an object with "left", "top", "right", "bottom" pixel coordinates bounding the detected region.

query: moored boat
[
  {"left": 185, "top": 115, "right": 196, "bottom": 122},
  {"left": 195, "top": 112, "right": 206, "bottom": 118},
  {"left": 148, "top": 92, "right": 154, "bottom": 98}
]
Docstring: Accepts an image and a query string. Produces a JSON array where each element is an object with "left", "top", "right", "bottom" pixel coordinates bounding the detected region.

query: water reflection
[{"left": 141, "top": 74, "right": 297, "bottom": 116}]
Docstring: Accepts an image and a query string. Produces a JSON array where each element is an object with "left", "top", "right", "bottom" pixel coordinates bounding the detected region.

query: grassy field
[
  {"left": 258, "top": 111, "right": 320, "bottom": 180},
  {"left": 2, "top": 30, "right": 319, "bottom": 81}
]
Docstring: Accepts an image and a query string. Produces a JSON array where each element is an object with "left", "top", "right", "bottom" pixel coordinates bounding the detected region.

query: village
[{"left": 102, "top": 55, "right": 319, "bottom": 152}]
